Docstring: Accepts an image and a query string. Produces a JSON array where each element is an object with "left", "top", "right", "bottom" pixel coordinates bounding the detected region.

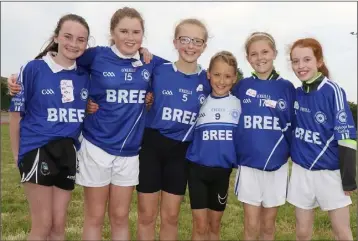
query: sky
[{"left": 1, "top": 2, "right": 357, "bottom": 101}]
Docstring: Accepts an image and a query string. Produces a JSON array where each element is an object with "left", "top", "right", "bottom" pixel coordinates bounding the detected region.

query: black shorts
[
  {"left": 18, "top": 138, "right": 77, "bottom": 191},
  {"left": 136, "top": 128, "right": 190, "bottom": 195},
  {"left": 188, "top": 161, "right": 232, "bottom": 211}
]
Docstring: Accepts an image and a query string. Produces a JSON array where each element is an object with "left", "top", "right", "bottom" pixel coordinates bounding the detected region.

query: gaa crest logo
[
  {"left": 80, "top": 88, "right": 88, "bottom": 101},
  {"left": 142, "top": 69, "right": 150, "bottom": 82},
  {"left": 336, "top": 110, "right": 347, "bottom": 124},
  {"left": 277, "top": 99, "right": 287, "bottom": 111},
  {"left": 314, "top": 111, "right": 327, "bottom": 124}
]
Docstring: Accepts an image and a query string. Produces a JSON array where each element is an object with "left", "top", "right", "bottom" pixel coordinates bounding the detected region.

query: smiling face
[
  {"left": 291, "top": 46, "right": 322, "bottom": 82},
  {"left": 173, "top": 23, "right": 207, "bottom": 63},
  {"left": 208, "top": 59, "right": 237, "bottom": 97},
  {"left": 246, "top": 39, "right": 276, "bottom": 76},
  {"left": 54, "top": 20, "right": 88, "bottom": 60},
  {"left": 111, "top": 17, "right": 143, "bottom": 56}
]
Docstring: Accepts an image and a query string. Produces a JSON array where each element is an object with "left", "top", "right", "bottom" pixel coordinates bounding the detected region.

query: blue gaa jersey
[
  {"left": 232, "top": 75, "right": 296, "bottom": 171},
  {"left": 78, "top": 45, "right": 167, "bottom": 156},
  {"left": 9, "top": 53, "right": 90, "bottom": 163},
  {"left": 186, "top": 94, "right": 241, "bottom": 168},
  {"left": 291, "top": 77, "right": 357, "bottom": 171},
  {"left": 145, "top": 63, "right": 211, "bottom": 142}
]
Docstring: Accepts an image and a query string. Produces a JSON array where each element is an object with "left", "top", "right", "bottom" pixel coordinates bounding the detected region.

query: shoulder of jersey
[
  {"left": 321, "top": 77, "right": 345, "bottom": 95},
  {"left": 237, "top": 77, "right": 251, "bottom": 85},
  {"left": 276, "top": 77, "right": 295, "bottom": 88},
  {"left": 229, "top": 93, "right": 241, "bottom": 104},
  {"left": 22, "top": 59, "right": 44, "bottom": 73}
]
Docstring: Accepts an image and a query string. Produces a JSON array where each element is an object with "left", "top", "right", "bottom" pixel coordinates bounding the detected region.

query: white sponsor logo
[
  {"left": 264, "top": 99, "right": 277, "bottom": 109},
  {"left": 294, "top": 101, "right": 299, "bottom": 110},
  {"left": 162, "top": 90, "right": 173, "bottom": 96},
  {"left": 41, "top": 89, "right": 55, "bottom": 95},
  {"left": 314, "top": 111, "right": 327, "bottom": 124},
  {"left": 246, "top": 88, "right": 257, "bottom": 97},
  {"left": 103, "top": 72, "right": 115, "bottom": 77},
  {"left": 196, "top": 84, "right": 203, "bottom": 92},
  {"left": 60, "top": 80, "right": 74, "bottom": 103},
  {"left": 67, "top": 175, "right": 76, "bottom": 180},
  {"left": 121, "top": 68, "right": 136, "bottom": 73},
  {"left": 179, "top": 88, "right": 192, "bottom": 95}
]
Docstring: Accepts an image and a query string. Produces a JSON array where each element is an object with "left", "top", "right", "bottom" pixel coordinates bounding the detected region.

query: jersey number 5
[{"left": 182, "top": 94, "right": 188, "bottom": 102}]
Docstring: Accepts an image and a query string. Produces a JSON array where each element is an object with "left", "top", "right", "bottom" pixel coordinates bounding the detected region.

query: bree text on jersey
[
  {"left": 162, "top": 107, "right": 197, "bottom": 125},
  {"left": 244, "top": 115, "right": 281, "bottom": 130},
  {"left": 47, "top": 108, "right": 85, "bottom": 122},
  {"left": 202, "top": 130, "right": 233, "bottom": 141},
  {"left": 106, "top": 89, "right": 147, "bottom": 103},
  {"left": 295, "top": 127, "right": 322, "bottom": 145}
]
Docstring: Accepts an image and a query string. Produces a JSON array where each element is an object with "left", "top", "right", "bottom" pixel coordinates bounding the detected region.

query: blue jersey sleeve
[
  {"left": 77, "top": 47, "right": 100, "bottom": 70},
  {"left": 9, "top": 61, "right": 35, "bottom": 114},
  {"left": 152, "top": 55, "right": 170, "bottom": 68},
  {"left": 231, "top": 80, "right": 242, "bottom": 98},
  {"left": 332, "top": 87, "right": 356, "bottom": 140}
]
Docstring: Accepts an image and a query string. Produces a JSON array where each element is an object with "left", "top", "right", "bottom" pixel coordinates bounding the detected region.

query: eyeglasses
[{"left": 177, "top": 36, "right": 205, "bottom": 47}]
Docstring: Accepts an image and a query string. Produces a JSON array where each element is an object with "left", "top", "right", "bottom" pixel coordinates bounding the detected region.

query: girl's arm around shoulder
[
  {"left": 151, "top": 55, "right": 170, "bottom": 68},
  {"left": 77, "top": 46, "right": 104, "bottom": 70}
]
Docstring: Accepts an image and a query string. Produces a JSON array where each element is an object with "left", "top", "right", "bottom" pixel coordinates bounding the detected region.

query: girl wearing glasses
[{"left": 136, "top": 19, "right": 211, "bottom": 240}]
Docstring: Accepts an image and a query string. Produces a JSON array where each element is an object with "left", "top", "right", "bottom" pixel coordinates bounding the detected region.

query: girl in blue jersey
[
  {"left": 136, "top": 19, "right": 211, "bottom": 241},
  {"left": 86, "top": 18, "right": 211, "bottom": 240},
  {"left": 8, "top": 7, "right": 164, "bottom": 241},
  {"left": 287, "top": 38, "right": 356, "bottom": 241},
  {"left": 186, "top": 51, "right": 241, "bottom": 240},
  {"left": 231, "top": 32, "right": 296, "bottom": 240},
  {"left": 9, "top": 14, "right": 90, "bottom": 241}
]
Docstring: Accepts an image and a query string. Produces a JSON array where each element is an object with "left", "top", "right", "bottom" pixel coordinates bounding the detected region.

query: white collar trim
[
  {"left": 171, "top": 62, "right": 203, "bottom": 75},
  {"left": 42, "top": 52, "right": 77, "bottom": 73},
  {"left": 111, "top": 45, "right": 140, "bottom": 60}
]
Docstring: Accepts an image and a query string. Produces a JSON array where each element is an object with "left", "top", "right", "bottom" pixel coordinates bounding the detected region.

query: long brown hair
[{"left": 35, "top": 14, "right": 90, "bottom": 59}]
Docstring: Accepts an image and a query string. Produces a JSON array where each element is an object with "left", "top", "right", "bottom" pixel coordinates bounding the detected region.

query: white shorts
[
  {"left": 75, "top": 136, "right": 139, "bottom": 187},
  {"left": 287, "top": 162, "right": 351, "bottom": 211},
  {"left": 234, "top": 162, "right": 288, "bottom": 208}
]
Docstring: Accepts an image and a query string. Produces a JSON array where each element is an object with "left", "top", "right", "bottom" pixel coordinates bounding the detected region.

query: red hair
[{"left": 289, "top": 38, "right": 330, "bottom": 78}]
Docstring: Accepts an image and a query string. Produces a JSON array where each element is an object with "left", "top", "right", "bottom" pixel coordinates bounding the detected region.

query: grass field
[{"left": 1, "top": 124, "right": 357, "bottom": 240}]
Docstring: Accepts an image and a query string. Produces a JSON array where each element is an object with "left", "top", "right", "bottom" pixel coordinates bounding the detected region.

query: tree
[
  {"left": 1, "top": 76, "right": 11, "bottom": 111},
  {"left": 348, "top": 101, "right": 357, "bottom": 128},
  {"left": 237, "top": 68, "right": 244, "bottom": 82}
]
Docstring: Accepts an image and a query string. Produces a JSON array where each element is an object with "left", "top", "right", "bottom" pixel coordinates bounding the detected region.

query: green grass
[{"left": 1, "top": 124, "right": 356, "bottom": 240}]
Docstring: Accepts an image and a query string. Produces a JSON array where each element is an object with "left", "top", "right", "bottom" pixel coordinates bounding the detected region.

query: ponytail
[
  {"left": 34, "top": 40, "right": 58, "bottom": 59},
  {"left": 319, "top": 62, "right": 330, "bottom": 79}
]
